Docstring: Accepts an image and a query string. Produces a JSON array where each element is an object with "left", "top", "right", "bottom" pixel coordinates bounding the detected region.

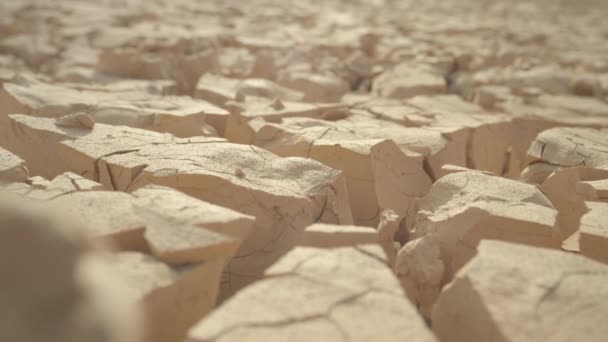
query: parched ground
[{"left": 1, "top": 1, "right": 608, "bottom": 342}]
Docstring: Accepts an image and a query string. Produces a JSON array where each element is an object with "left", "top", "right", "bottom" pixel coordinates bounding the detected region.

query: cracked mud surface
[
  {"left": 188, "top": 246, "right": 435, "bottom": 342},
  {"left": 1, "top": 0, "right": 608, "bottom": 341}
]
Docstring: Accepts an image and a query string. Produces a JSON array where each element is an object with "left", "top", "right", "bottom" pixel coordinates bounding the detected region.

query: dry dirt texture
[{"left": 1, "top": 0, "right": 608, "bottom": 341}]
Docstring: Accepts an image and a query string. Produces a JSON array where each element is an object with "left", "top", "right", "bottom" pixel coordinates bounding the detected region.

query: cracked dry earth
[{"left": 1, "top": 0, "right": 608, "bottom": 341}]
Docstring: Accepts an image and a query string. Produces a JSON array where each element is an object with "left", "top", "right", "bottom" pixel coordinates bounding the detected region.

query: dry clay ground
[{"left": 1, "top": 0, "right": 608, "bottom": 341}]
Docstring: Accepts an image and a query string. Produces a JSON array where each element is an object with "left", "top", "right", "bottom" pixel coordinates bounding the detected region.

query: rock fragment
[
  {"left": 3, "top": 113, "right": 185, "bottom": 179},
  {"left": 53, "top": 191, "right": 149, "bottom": 251},
  {"left": 0, "top": 193, "right": 139, "bottom": 342},
  {"left": 576, "top": 179, "right": 608, "bottom": 200},
  {"left": 406, "top": 95, "right": 512, "bottom": 176},
  {"left": 472, "top": 85, "right": 513, "bottom": 109},
  {"left": 300, "top": 223, "right": 378, "bottom": 248},
  {"left": 55, "top": 113, "right": 95, "bottom": 129},
  {"left": 3, "top": 115, "right": 353, "bottom": 292},
  {"left": 394, "top": 235, "right": 444, "bottom": 319},
  {"left": 561, "top": 230, "right": 581, "bottom": 253},
  {"left": 570, "top": 75, "right": 602, "bottom": 97},
  {"left": 277, "top": 72, "right": 349, "bottom": 102},
  {"left": 131, "top": 186, "right": 254, "bottom": 265},
  {"left": 373, "top": 63, "right": 446, "bottom": 99},
  {"left": 377, "top": 209, "right": 400, "bottom": 244},
  {"left": 220, "top": 103, "right": 348, "bottom": 141},
  {"left": 101, "top": 143, "right": 353, "bottom": 290},
  {"left": 131, "top": 185, "right": 254, "bottom": 241},
  {"left": 253, "top": 117, "right": 432, "bottom": 226},
  {"left": 500, "top": 97, "right": 608, "bottom": 177},
  {"left": 26, "top": 175, "right": 50, "bottom": 189},
  {"left": 194, "top": 74, "right": 348, "bottom": 135},
  {"left": 337, "top": 112, "right": 457, "bottom": 181},
  {"left": 523, "top": 127, "right": 608, "bottom": 183},
  {"left": 45, "top": 172, "right": 105, "bottom": 193},
  {"left": 195, "top": 74, "right": 304, "bottom": 105},
  {"left": 412, "top": 169, "right": 560, "bottom": 278},
  {"left": 188, "top": 246, "right": 436, "bottom": 342},
  {"left": 540, "top": 167, "right": 608, "bottom": 236},
  {"left": 377, "top": 209, "right": 401, "bottom": 262},
  {"left": 2, "top": 172, "right": 104, "bottom": 200},
  {"left": 51, "top": 185, "right": 254, "bottom": 265},
  {"left": 5, "top": 184, "right": 254, "bottom": 342},
  {"left": 523, "top": 127, "right": 608, "bottom": 235},
  {"left": 110, "top": 251, "right": 225, "bottom": 342},
  {"left": 0, "top": 146, "right": 28, "bottom": 183},
  {"left": 432, "top": 240, "right": 608, "bottom": 342},
  {"left": 0, "top": 76, "right": 226, "bottom": 138},
  {"left": 350, "top": 96, "right": 512, "bottom": 178},
  {"left": 579, "top": 201, "right": 608, "bottom": 264},
  {"left": 467, "top": 64, "right": 574, "bottom": 95}
]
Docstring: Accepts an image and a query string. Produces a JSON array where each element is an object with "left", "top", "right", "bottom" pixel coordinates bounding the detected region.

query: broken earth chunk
[
  {"left": 188, "top": 245, "right": 436, "bottom": 342},
  {"left": 523, "top": 127, "right": 608, "bottom": 183},
  {"left": 0, "top": 193, "right": 138, "bottom": 342},
  {"left": 377, "top": 209, "right": 400, "bottom": 243},
  {"left": 45, "top": 172, "right": 104, "bottom": 193},
  {"left": 110, "top": 251, "right": 225, "bottom": 342},
  {"left": 575, "top": 179, "right": 608, "bottom": 200},
  {"left": 52, "top": 191, "right": 149, "bottom": 251},
  {"left": 131, "top": 186, "right": 255, "bottom": 265},
  {"left": 23, "top": 184, "right": 254, "bottom": 342},
  {"left": 194, "top": 73, "right": 304, "bottom": 106},
  {"left": 100, "top": 142, "right": 354, "bottom": 292},
  {"left": 51, "top": 185, "right": 254, "bottom": 265},
  {"left": 523, "top": 127, "right": 608, "bottom": 235},
  {"left": 277, "top": 72, "right": 349, "bottom": 103},
  {"left": 500, "top": 98, "right": 608, "bottom": 177},
  {"left": 0, "top": 146, "right": 28, "bottom": 183},
  {"left": 373, "top": 63, "right": 446, "bottom": 99},
  {"left": 193, "top": 73, "right": 346, "bottom": 135},
  {"left": 394, "top": 235, "right": 444, "bottom": 319},
  {"left": 130, "top": 185, "right": 255, "bottom": 241},
  {"left": 412, "top": 169, "right": 560, "bottom": 278},
  {"left": 2, "top": 172, "right": 104, "bottom": 200},
  {"left": 253, "top": 117, "right": 432, "bottom": 226},
  {"left": 3, "top": 115, "right": 353, "bottom": 293},
  {"left": 143, "top": 221, "right": 237, "bottom": 265},
  {"left": 299, "top": 223, "right": 378, "bottom": 248},
  {"left": 344, "top": 97, "right": 511, "bottom": 179},
  {"left": 405, "top": 95, "right": 512, "bottom": 176},
  {"left": 432, "top": 240, "right": 608, "bottom": 342},
  {"left": 579, "top": 201, "right": 608, "bottom": 264},
  {"left": 0, "top": 76, "right": 226, "bottom": 138},
  {"left": 55, "top": 113, "right": 96, "bottom": 129},
  {"left": 540, "top": 167, "right": 608, "bottom": 237},
  {"left": 220, "top": 97, "right": 346, "bottom": 138},
  {"left": 377, "top": 209, "right": 401, "bottom": 263},
  {"left": 337, "top": 112, "right": 458, "bottom": 181},
  {"left": 26, "top": 176, "right": 50, "bottom": 189},
  {"left": 3, "top": 113, "right": 206, "bottom": 179},
  {"left": 440, "top": 164, "right": 492, "bottom": 176}
]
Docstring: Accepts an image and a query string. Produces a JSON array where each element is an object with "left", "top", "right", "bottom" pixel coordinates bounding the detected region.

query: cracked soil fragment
[
  {"left": 411, "top": 169, "right": 561, "bottom": 279},
  {"left": 3, "top": 114, "right": 353, "bottom": 293},
  {"left": 579, "top": 201, "right": 608, "bottom": 265},
  {"left": 0, "top": 146, "right": 28, "bottom": 183},
  {"left": 188, "top": 245, "right": 436, "bottom": 342},
  {"left": 433, "top": 240, "right": 608, "bottom": 342}
]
